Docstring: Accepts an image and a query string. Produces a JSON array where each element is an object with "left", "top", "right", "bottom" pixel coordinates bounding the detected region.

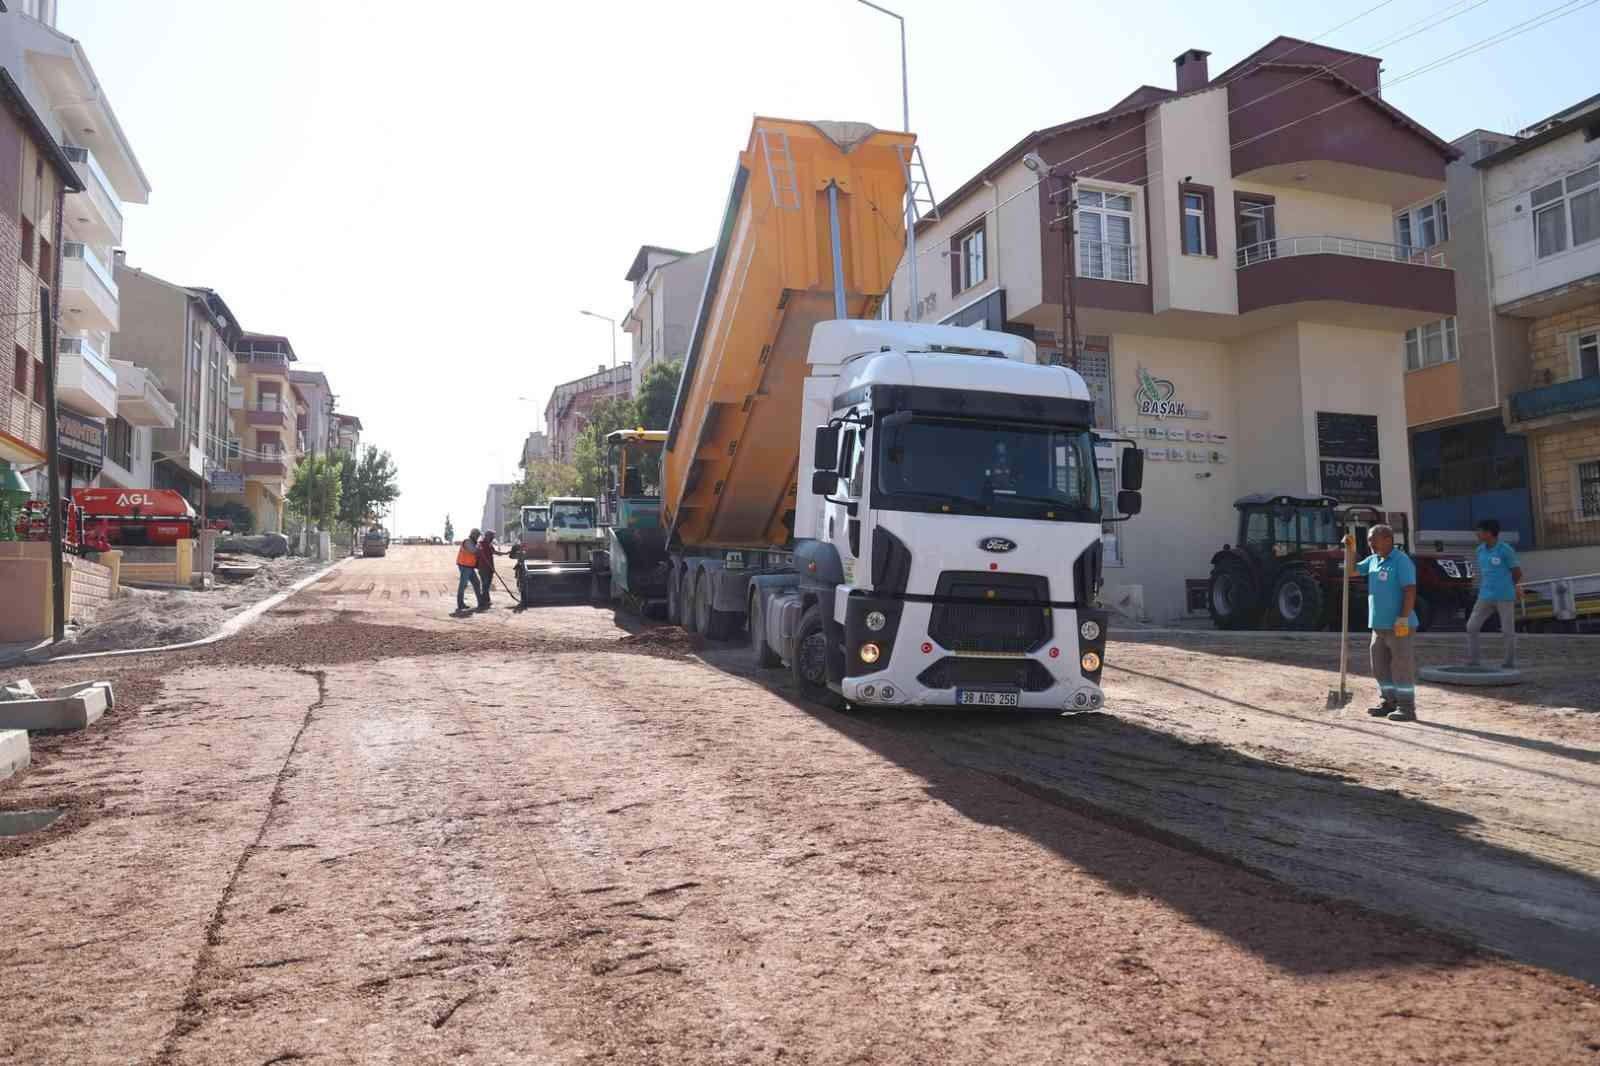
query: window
[
  {"left": 107, "top": 417, "right": 133, "bottom": 469},
  {"left": 13, "top": 346, "right": 29, "bottom": 395},
  {"left": 1404, "top": 316, "right": 1458, "bottom": 371},
  {"left": 1236, "top": 197, "right": 1275, "bottom": 263},
  {"left": 954, "top": 225, "right": 986, "bottom": 292},
  {"left": 1077, "top": 188, "right": 1135, "bottom": 281},
  {"left": 37, "top": 238, "right": 51, "bottom": 284},
  {"left": 19, "top": 217, "right": 33, "bottom": 266},
  {"left": 1395, "top": 196, "right": 1449, "bottom": 249},
  {"left": 227, "top": 437, "right": 241, "bottom": 459},
  {"left": 33, "top": 359, "right": 44, "bottom": 404},
  {"left": 1575, "top": 331, "right": 1600, "bottom": 379},
  {"left": 1182, "top": 193, "right": 1207, "bottom": 255},
  {"left": 1578, "top": 459, "right": 1600, "bottom": 519},
  {"left": 1533, "top": 164, "right": 1600, "bottom": 259}
]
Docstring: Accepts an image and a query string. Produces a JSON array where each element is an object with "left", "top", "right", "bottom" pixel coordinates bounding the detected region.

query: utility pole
[
  {"left": 1024, "top": 151, "right": 1079, "bottom": 367},
  {"left": 856, "top": 0, "right": 916, "bottom": 319},
  {"left": 40, "top": 286, "right": 64, "bottom": 642}
]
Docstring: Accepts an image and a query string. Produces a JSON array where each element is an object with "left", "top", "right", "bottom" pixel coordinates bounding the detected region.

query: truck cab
[
  {"left": 545, "top": 497, "right": 602, "bottom": 563},
  {"left": 517, "top": 504, "right": 550, "bottom": 561}
]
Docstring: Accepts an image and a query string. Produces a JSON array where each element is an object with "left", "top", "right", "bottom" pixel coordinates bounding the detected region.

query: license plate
[{"left": 957, "top": 689, "right": 1020, "bottom": 708}]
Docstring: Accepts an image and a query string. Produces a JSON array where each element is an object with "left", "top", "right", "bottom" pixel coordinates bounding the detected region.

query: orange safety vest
[{"left": 456, "top": 542, "right": 478, "bottom": 567}]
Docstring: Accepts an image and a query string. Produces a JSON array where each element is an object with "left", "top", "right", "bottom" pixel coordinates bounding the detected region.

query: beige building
[
  {"left": 543, "top": 363, "right": 631, "bottom": 462},
  {"left": 621, "top": 244, "right": 712, "bottom": 392},
  {"left": 894, "top": 39, "right": 1458, "bottom": 620},
  {"left": 228, "top": 332, "right": 303, "bottom": 533}
]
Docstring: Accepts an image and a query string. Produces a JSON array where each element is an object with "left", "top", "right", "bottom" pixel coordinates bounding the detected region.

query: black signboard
[
  {"left": 1320, "top": 458, "right": 1382, "bottom": 504},
  {"left": 1316, "top": 412, "right": 1380, "bottom": 460},
  {"left": 57, "top": 408, "right": 105, "bottom": 469}
]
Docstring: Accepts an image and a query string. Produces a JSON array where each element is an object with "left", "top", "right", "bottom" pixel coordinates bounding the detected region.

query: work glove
[
  {"left": 1341, "top": 532, "right": 1356, "bottom": 551},
  {"left": 1392, "top": 621, "right": 1411, "bottom": 638}
]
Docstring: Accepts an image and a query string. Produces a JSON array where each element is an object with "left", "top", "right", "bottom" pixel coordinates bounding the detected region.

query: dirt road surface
[{"left": 3, "top": 544, "right": 1597, "bottom": 1064}]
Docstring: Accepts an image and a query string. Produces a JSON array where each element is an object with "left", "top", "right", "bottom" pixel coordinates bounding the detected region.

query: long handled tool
[
  {"left": 494, "top": 569, "right": 522, "bottom": 607},
  {"left": 1327, "top": 519, "right": 1354, "bottom": 710}
]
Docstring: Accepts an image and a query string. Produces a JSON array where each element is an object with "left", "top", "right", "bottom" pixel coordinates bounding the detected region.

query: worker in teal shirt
[
  {"left": 1467, "top": 518, "right": 1522, "bottom": 668},
  {"left": 1346, "top": 523, "right": 1419, "bottom": 721}
]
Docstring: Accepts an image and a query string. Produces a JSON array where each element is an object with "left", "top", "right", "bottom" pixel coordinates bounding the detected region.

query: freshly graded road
[{"left": 2, "top": 545, "right": 1597, "bottom": 1064}]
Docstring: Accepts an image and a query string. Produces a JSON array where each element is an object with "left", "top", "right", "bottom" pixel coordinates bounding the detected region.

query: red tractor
[{"left": 1205, "top": 494, "right": 1476, "bottom": 631}]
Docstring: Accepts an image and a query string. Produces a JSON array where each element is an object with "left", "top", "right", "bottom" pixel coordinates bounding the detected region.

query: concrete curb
[
  {"left": 0, "top": 729, "right": 29, "bottom": 784},
  {"left": 12, "top": 557, "right": 351, "bottom": 667},
  {"left": 0, "top": 682, "right": 112, "bottom": 731}
]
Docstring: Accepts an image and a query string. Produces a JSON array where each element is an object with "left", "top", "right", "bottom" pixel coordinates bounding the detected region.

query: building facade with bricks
[
  {"left": 542, "top": 363, "right": 632, "bottom": 463},
  {"left": 621, "top": 245, "right": 712, "bottom": 393},
  {"left": 892, "top": 38, "right": 1458, "bottom": 621}
]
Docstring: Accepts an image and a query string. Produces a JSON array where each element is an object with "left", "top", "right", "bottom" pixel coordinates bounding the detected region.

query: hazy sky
[{"left": 60, "top": 0, "right": 1600, "bottom": 537}]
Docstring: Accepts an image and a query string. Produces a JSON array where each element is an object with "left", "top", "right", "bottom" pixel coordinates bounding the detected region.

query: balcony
[
  {"left": 244, "top": 396, "right": 295, "bottom": 429},
  {"left": 1235, "top": 234, "right": 1455, "bottom": 327},
  {"left": 243, "top": 450, "right": 290, "bottom": 480},
  {"left": 112, "top": 360, "right": 177, "bottom": 429},
  {"left": 56, "top": 336, "right": 118, "bottom": 419},
  {"left": 60, "top": 145, "right": 123, "bottom": 246},
  {"left": 0, "top": 390, "right": 46, "bottom": 461},
  {"left": 1508, "top": 375, "right": 1600, "bottom": 429},
  {"left": 60, "top": 242, "right": 119, "bottom": 333}
]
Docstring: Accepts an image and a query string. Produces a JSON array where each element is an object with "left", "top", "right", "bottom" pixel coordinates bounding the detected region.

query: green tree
[
  {"left": 507, "top": 457, "right": 581, "bottom": 515},
  {"left": 286, "top": 453, "right": 345, "bottom": 530},
  {"left": 635, "top": 360, "right": 682, "bottom": 430},
  {"left": 444, "top": 515, "right": 455, "bottom": 542},
  {"left": 336, "top": 446, "right": 401, "bottom": 530},
  {"left": 571, "top": 396, "right": 638, "bottom": 497}
]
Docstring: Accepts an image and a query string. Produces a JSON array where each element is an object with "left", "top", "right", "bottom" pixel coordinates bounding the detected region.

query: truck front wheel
[{"left": 792, "top": 605, "right": 842, "bottom": 709}]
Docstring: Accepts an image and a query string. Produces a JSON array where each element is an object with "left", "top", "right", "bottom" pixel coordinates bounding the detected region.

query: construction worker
[
  {"left": 475, "top": 529, "right": 505, "bottom": 610},
  {"left": 1346, "top": 523, "right": 1420, "bottom": 721},
  {"left": 455, "top": 530, "right": 482, "bottom": 614},
  {"left": 1467, "top": 518, "right": 1523, "bottom": 669}
]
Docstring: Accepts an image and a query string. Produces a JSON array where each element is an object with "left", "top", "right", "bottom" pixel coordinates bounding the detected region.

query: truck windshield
[
  {"left": 874, "top": 417, "right": 1099, "bottom": 520},
  {"left": 521, "top": 507, "right": 548, "bottom": 532},
  {"left": 549, "top": 502, "right": 596, "bottom": 529}
]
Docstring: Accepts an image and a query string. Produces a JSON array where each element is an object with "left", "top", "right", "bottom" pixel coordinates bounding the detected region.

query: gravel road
[{"left": 2, "top": 545, "right": 1596, "bottom": 1064}]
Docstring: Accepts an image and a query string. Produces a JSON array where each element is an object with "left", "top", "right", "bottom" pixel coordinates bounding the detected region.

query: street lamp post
[
  {"left": 855, "top": 0, "right": 917, "bottom": 321},
  {"left": 579, "top": 310, "right": 618, "bottom": 372}
]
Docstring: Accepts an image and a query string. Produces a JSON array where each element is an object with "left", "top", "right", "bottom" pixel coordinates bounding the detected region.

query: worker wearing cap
[
  {"left": 1467, "top": 518, "right": 1522, "bottom": 669},
  {"left": 1346, "top": 523, "right": 1420, "bottom": 721},
  {"left": 455, "top": 530, "right": 482, "bottom": 614}
]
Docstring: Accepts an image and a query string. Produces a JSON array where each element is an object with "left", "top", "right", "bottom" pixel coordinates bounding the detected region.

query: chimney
[{"left": 1174, "top": 48, "right": 1211, "bottom": 93}]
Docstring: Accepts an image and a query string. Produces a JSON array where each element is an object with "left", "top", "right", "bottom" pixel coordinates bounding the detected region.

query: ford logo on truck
[{"left": 979, "top": 537, "right": 1017, "bottom": 553}]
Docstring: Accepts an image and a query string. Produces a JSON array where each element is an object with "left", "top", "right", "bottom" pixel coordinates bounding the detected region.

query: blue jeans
[{"left": 457, "top": 565, "right": 481, "bottom": 610}]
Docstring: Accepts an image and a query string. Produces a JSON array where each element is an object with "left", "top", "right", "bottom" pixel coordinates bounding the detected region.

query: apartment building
[
  {"left": 0, "top": 68, "right": 75, "bottom": 491},
  {"left": 290, "top": 368, "right": 336, "bottom": 457},
  {"left": 112, "top": 264, "right": 240, "bottom": 505},
  {"left": 332, "top": 412, "right": 362, "bottom": 454},
  {"left": 621, "top": 244, "right": 712, "bottom": 392},
  {"left": 894, "top": 39, "right": 1458, "bottom": 620},
  {"left": 519, "top": 430, "right": 549, "bottom": 470},
  {"left": 480, "top": 482, "right": 515, "bottom": 539},
  {"left": 229, "top": 332, "right": 304, "bottom": 533},
  {"left": 543, "top": 363, "right": 631, "bottom": 462},
  {"left": 1, "top": 3, "right": 151, "bottom": 495}
]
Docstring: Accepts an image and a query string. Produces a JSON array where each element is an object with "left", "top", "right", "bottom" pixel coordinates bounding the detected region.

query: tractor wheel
[
  {"left": 695, "top": 569, "right": 739, "bottom": 641},
  {"left": 1267, "top": 568, "right": 1324, "bottom": 631},
  {"left": 1208, "top": 558, "right": 1261, "bottom": 630},
  {"left": 749, "top": 589, "right": 783, "bottom": 668},
  {"left": 792, "top": 604, "right": 842, "bottom": 709}
]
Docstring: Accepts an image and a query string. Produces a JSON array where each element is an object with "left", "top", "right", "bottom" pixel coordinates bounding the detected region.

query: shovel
[{"left": 1326, "top": 525, "right": 1354, "bottom": 710}]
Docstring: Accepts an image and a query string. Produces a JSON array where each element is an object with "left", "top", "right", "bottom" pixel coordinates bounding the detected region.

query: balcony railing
[
  {"left": 60, "top": 145, "right": 124, "bottom": 235},
  {"left": 1235, "top": 235, "right": 1447, "bottom": 269},
  {"left": 58, "top": 335, "right": 115, "bottom": 384},
  {"left": 61, "top": 241, "right": 119, "bottom": 296},
  {"left": 1078, "top": 239, "right": 1140, "bottom": 283},
  {"left": 254, "top": 396, "right": 291, "bottom": 414},
  {"left": 1509, "top": 375, "right": 1600, "bottom": 423}
]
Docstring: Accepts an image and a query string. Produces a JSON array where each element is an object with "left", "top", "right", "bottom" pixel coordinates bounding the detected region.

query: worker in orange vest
[{"left": 455, "top": 529, "right": 482, "bottom": 614}]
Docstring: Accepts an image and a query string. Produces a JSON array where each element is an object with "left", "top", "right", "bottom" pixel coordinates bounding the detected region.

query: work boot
[
  {"left": 1367, "top": 700, "right": 1396, "bottom": 718},
  {"left": 1387, "top": 704, "right": 1417, "bottom": 722}
]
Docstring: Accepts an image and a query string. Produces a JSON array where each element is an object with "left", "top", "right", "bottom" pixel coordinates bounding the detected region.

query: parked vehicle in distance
[{"left": 362, "top": 528, "right": 388, "bottom": 557}]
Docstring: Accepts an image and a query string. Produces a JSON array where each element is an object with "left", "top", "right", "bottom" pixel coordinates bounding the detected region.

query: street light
[
  {"left": 579, "top": 310, "right": 618, "bottom": 372},
  {"left": 855, "top": 0, "right": 918, "bottom": 321}
]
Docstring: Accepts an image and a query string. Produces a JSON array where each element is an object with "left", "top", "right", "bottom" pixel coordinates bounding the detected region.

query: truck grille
[
  {"left": 917, "top": 657, "right": 1055, "bottom": 692},
  {"left": 927, "top": 572, "right": 1051, "bottom": 654}
]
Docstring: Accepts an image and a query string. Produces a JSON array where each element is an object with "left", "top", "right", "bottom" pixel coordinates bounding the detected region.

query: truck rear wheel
[
  {"left": 666, "top": 564, "right": 682, "bottom": 625},
  {"left": 679, "top": 569, "right": 701, "bottom": 635},
  {"left": 1208, "top": 559, "right": 1260, "bottom": 629},
  {"left": 749, "top": 590, "right": 782, "bottom": 668},
  {"left": 792, "top": 605, "right": 841, "bottom": 709},
  {"left": 695, "top": 569, "right": 739, "bottom": 640},
  {"left": 1267, "top": 568, "right": 1324, "bottom": 631}
]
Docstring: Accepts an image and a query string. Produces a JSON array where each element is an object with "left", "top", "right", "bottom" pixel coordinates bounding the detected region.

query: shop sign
[
  {"left": 1320, "top": 459, "right": 1382, "bottom": 504},
  {"left": 57, "top": 409, "right": 105, "bottom": 468},
  {"left": 1134, "top": 366, "right": 1210, "bottom": 420},
  {"left": 1316, "top": 412, "right": 1380, "bottom": 459},
  {"left": 209, "top": 470, "right": 245, "bottom": 493}
]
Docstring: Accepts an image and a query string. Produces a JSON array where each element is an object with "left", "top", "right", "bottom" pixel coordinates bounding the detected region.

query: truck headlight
[
  {"left": 860, "top": 642, "right": 881, "bottom": 664},
  {"left": 1081, "top": 651, "right": 1101, "bottom": 672},
  {"left": 1079, "top": 620, "right": 1101, "bottom": 641},
  {"left": 865, "top": 610, "right": 887, "bottom": 632}
]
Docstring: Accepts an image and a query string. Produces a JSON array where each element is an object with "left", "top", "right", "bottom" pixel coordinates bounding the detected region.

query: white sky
[{"left": 60, "top": 0, "right": 1600, "bottom": 537}]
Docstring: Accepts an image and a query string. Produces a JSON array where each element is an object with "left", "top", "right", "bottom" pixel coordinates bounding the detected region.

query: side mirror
[
  {"left": 813, "top": 425, "right": 840, "bottom": 473},
  {"left": 811, "top": 469, "right": 837, "bottom": 496},
  {"left": 1120, "top": 447, "right": 1145, "bottom": 492},
  {"left": 1117, "top": 490, "right": 1142, "bottom": 517}
]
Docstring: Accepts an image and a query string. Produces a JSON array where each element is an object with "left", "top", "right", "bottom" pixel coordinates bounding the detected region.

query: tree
[
  {"left": 444, "top": 515, "right": 454, "bottom": 542},
  {"left": 635, "top": 360, "right": 682, "bottom": 431},
  {"left": 571, "top": 395, "right": 639, "bottom": 497},
  {"left": 507, "top": 457, "right": 580, "bottom": 515},
  {"left": 336, "top": 446, "right": 401, "bottom": 530},
  {"left": 286, "top": 453, "right": 344, "bottom": 531}
]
